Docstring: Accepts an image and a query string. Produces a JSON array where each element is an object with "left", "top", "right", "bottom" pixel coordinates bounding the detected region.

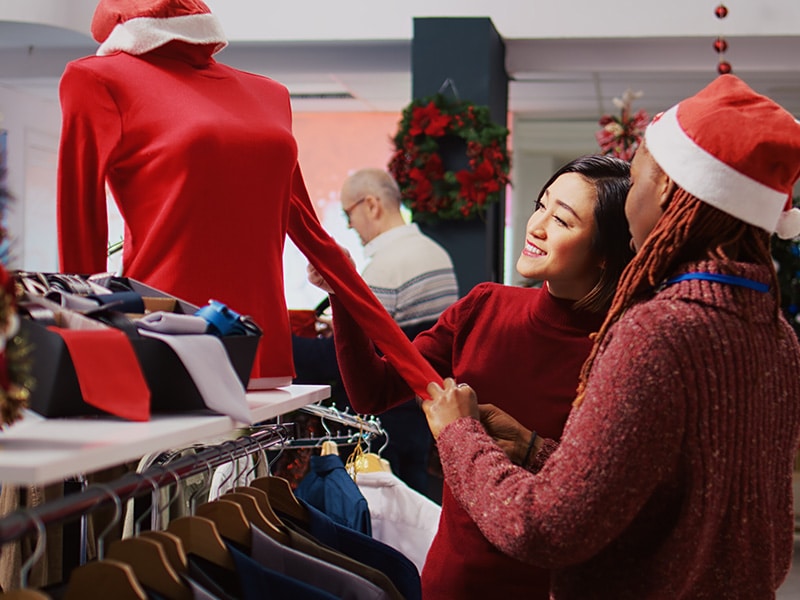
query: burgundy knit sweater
[
  {"left": 333, "top": 283, "right": 604, "bottom": 599},
  {"left": 437, "top": 261, "right": 800, "bottom": 599}
]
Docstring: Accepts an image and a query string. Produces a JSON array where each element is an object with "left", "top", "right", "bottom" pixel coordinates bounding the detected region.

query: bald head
[{"left": 340, "top": 169, "right": 406, "bottom": 244}]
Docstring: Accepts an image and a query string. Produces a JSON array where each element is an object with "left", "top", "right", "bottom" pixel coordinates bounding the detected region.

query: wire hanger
[
  {"left": 1, "top": 509, "right": 51, "bottom": 599},
  {"left": 63, "top": 484, "right": 147, "bottom": 600}
]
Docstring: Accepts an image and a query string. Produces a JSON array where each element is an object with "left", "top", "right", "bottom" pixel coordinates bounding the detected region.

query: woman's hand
[
  {"left": 479, "top": 404, "right": 533, "bottom": 464},
  {"left": 306, "top": 246, "right": 355, "bottom": 294},
  {"left": 422, "top": 378, "right": 479, "bottom": 439}
]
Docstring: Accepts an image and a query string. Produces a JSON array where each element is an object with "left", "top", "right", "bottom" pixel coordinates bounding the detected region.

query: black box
[{"left": 20, "top": 275, "right": 260, "bottom": 418}]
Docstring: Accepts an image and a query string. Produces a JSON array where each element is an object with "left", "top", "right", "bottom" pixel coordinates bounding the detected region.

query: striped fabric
[{"left": 361, "top": 224, "right": 458, "bottom": 328}]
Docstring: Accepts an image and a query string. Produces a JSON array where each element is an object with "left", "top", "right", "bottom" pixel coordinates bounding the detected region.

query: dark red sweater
[
  {"left": 334, "top": 283, "right": 604, "bottom": 599},
  {"left": 437, "top": 261, "right": 800, "bottom": 599}
]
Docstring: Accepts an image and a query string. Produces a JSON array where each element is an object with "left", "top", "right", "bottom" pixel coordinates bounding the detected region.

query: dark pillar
[{"left": 412, "top": 17, "right": 508, "bottom": 295}]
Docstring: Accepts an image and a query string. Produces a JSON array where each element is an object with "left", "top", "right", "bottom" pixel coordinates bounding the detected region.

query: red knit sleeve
[
  {"left": 329, "top": 294, "right": 415, "bottom": 414},
  {"left": 330, "top": 281, "right": 487, "bottom": 413},
  {"left": 57, "top": 60, "right": 122, "bottom": 274},
  {"left": 286, "top": 164, "right": 443, "bottom": 399}
]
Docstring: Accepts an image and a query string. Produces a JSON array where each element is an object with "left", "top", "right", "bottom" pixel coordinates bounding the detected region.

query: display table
[{"left": 0, "top": 384, "right": 329, "bottom": 486}]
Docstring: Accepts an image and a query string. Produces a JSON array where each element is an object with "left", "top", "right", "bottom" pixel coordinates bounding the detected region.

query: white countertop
[{"left": 0, "top": 384, "right": 330, "bottom": 486}]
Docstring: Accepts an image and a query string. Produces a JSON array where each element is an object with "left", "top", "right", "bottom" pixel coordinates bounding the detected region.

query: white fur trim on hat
[
  {"left": 776, "top": 207, "right": 800, "bottom": 239},
  {"left": 645, "top": 105, "right": 788, "bottom": 235},
  {"left": 96, "top": 13, "right": 227, "bottom": 57}
]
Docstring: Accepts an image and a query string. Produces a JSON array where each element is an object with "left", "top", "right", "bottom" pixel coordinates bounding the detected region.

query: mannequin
[{"left": 57, "top": 0, "right": 439, "bottom": 394}]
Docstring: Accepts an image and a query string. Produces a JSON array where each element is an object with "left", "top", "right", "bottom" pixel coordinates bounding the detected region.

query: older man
[{"left": 293, "top": 168, "right": 458, "bottom": 497}]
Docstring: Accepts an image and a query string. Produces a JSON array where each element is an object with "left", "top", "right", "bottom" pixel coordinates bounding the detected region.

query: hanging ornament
[{"left": 714, "top": 4, "right": 732, "bottom": 75}]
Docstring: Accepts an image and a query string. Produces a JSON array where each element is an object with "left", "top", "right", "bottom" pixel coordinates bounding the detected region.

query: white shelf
[{"left": 0, "top": 384, "right": 330, "bottom": 486}]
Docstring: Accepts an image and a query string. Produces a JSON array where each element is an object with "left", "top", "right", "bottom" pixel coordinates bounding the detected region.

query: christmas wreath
[{"left": 388, "top": 94, "right": 511, "bottom": 223}]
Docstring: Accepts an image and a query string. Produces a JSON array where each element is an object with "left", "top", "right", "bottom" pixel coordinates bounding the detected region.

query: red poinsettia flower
[{"left": 410, "top": 101, "right": 452, "bottom": 137}]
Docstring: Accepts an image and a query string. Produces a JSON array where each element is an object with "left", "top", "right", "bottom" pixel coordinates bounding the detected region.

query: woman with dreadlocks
[{"left": 422, "top": 74, "right": 800, "bottom": 599}]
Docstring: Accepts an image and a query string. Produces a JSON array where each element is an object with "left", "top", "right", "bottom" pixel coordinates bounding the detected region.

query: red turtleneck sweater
[
  {"left": 57, "top": 41, "right": 440, "bottom": 393},
  {"left": 333, "top": 282, "right": 604, "bottom": 599}
]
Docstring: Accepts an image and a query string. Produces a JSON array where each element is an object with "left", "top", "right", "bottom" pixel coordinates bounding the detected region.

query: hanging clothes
[
  {"left": 355, "top": 470, "right": 441, "bottom": 574},
  {"left": 294, "top": 454, "right": 371, "bottom": 536},
  {"left": 275, "top": 497, "right": 421, "bottom": 600},
  {"left": 249, "top": 527, "right": 390, "bottom": 599}
]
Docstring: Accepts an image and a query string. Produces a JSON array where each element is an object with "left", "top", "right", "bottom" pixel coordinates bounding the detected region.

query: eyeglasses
[{"left": 342, "top": 197, "right": 367, "bottom": 225}]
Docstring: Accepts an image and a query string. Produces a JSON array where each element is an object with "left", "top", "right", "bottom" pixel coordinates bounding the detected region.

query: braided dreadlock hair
[{"left": 574, "top": 158, "right": 779, "bottom": 408}]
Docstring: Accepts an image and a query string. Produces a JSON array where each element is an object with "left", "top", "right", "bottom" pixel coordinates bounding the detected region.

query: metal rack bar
[{"left": 0, "top": 425, "right": 290, "bottom": 545}]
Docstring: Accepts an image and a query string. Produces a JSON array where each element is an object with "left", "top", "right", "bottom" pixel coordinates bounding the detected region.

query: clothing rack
[
  {"left": 299, "top": 403, "right": 383, "bottom": 435},
  {"left": 0, "top": 423, "right": 291, "bottom": 547},
  {"left": 290, "top": 403, "right": 385, "bottom": 449}
]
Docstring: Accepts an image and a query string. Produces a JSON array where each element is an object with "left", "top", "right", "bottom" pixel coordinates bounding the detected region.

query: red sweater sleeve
[
  {"left": 57, "top": 60, "right": 122, "bottom": 273},
  {"left": 330, "top": 284, "right": 487, "bottom": 414},
  {"left": 329, "top": 294, "right": 414, "bottom": 414},
  {"left": 286, "top": 165, "right": 443, "bottom": 399}
]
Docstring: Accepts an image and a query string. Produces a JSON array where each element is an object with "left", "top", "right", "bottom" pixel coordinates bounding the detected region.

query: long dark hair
[{"left": 534, "top": 154, "right": 634, "bottom": 313}]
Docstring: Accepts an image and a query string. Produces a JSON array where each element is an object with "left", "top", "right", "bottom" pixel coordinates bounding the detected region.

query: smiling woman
[{"left": 325, "top": 154, "right": 632, "bottom": 599}]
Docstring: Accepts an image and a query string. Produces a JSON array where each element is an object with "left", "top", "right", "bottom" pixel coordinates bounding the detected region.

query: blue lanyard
[{"left": 663, "top": 272, "right": 769, "bottom": 293}]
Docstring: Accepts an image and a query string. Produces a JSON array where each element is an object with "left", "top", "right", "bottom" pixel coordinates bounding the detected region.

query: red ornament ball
[
  {"left": 713, "top": 37, "right": 728, "bottom": 53},
  {"left": 715, "top": 4, "right": 728, "bottom": 18},
  {"left": 717, "top": 61, "right": 732, "bottom": 75}
]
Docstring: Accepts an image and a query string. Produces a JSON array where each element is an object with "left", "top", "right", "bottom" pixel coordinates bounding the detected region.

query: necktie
[{"left": 48, "top": 325, "right": 151, "bottom": 421}]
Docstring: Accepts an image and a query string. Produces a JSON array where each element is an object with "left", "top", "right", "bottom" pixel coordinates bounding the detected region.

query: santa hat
[
  {"left": 645, "top": 74, "right": 800, "bottom": 239},
  {"left": 91, "top": 0, "right": 227, "bottom": 57}
]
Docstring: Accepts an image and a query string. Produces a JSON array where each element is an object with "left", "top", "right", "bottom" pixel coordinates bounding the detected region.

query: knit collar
[
  {"left": 656, "top": 260, "right": 775, "bottom": 310},
  {"left": 146, "top": 40, "right": 217, "bottom": 68},
  {"left": 531, "top": 283, "right": 605, "bottom": 334}
]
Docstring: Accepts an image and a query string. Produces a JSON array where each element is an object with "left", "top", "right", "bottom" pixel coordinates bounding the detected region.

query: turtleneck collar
[
  {"left": 146, "top": 40, "right": 216, "bottom": 67},
  {"left": 531, "top": 283, "right": 606, "bottom": 334}
]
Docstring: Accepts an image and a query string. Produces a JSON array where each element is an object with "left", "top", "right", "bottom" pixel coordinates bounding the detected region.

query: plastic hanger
[
  {"left": 166, "top": 514, "right": 235, "bottom": 571},
  {"left": 164, "top": 456, "right": 236, "bottom": 571},
  {"left": 249, "top": 476, "right": 309, "bottom": 524},
  {"left": 63, "top": 559, "right": 147, "bottom": 600},
  {"left": 194, "top": 498, "right": 251, "bottom": 550},
  {"left": 102, "top": 472, "right": 190, "bottom": 600},
  {"left": 138, "top": 530, "right": 188, "bottom": 574},
  {"left": 234, "top": 433, "right": 306, "bottom": 531},
  {"left": 346, "top": 420, "right": 392, "bottom": 476},
  {"left": 1, "top": 510, "right": 52, "bottom": 599},
  {"left": 129, "top": 470, "right": 189, "bottom": 575},
  {"left": 107, "top": 537, "right": 192, "bottom": 600},
  {"left": 222, "top": 491, "right": 290, "bottom": 544},
  {"left": 63, "top": 484, "right": 147, "bottom": 600},
  {"left": 320, "top": 439, "right": 339, "bottom": 455}
]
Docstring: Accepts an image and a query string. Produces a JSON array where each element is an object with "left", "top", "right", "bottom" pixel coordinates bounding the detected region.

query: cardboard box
[{"left": 19, "top": 274, "right": 261, "bottom": 418}]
